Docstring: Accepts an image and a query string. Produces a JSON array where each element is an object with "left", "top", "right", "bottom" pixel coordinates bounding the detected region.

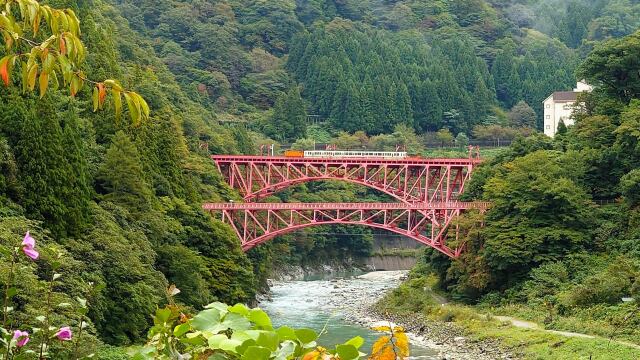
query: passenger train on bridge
[{"left": 284, "top": 150, "right": 408, "bottom": 159}]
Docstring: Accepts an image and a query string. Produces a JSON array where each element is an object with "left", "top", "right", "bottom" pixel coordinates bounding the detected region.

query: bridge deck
[
  {"left": 211, "top": 155, "right": 482, "bottom": 166},
  {"left": 203, "top": 201, "right": 490, "bottom": 211}
]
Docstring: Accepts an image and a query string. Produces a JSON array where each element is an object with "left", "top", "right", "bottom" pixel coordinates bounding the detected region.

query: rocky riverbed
[{"left": 315, "top": 271, "right": 518, "bottom": 360}]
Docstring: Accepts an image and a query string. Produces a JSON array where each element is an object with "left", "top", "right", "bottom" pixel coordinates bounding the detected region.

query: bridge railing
[{"left": 202, "top": 201, "right": 491, "bottom": 211}]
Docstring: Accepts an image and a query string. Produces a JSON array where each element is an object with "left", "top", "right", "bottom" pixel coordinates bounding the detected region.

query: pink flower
[
  {"left": 54, "top": 327, "right": 72, "bottom": 341},
  {"left": 22, "top": 231, "right": 35, "bottom": 248},
  {"left": 22, "top": 247, "right": 39, "bottom": 260},
  {"left": 21, "top": 231, "right": 39, "bottom": 260},
  {"left": 13, "top": 330, "right": 29, "bottom": 347}
]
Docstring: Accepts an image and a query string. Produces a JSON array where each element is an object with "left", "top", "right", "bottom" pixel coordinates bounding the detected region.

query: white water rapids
[{"left": 259, "top": 270, "right": 440, "bottom": 359}]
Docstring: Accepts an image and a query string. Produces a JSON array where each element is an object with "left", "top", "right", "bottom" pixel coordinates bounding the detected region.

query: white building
[{"left": 543, "top": 81, "right": 593, "bottom": 137}]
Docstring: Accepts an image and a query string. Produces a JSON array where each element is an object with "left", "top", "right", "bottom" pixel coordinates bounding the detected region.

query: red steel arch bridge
[
  {"left": 204, "top": 155, "right": 488, "bottom": 258},
  {"left": 211, "top": 155, "right": 481, "bottom": 203}
]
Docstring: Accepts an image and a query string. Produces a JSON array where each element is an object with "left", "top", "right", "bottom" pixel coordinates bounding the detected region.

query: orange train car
[{"left": 284, "top": 149, "right": 304, "bottom": 157}]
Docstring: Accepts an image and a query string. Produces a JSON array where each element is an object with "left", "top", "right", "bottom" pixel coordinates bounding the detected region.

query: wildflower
[
  {"left": 54, "top": 327, "right": 72, "bottom": 341},
  {"left": 21, "top": 231, "right": 39, "bottom": 260},
  {"left": 13, "top": 330, "right": 29, "bottom": 347}
]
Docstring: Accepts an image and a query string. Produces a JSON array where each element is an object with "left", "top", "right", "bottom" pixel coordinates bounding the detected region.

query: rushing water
[{"left": 259, "top": 271, "right": 440, "bottom": 359}]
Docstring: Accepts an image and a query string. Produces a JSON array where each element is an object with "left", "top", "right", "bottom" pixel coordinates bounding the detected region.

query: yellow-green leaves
[
  {"left": 123, "top": 92, "right": 139, "bottom": 125},
  {"left": 92, "top": 82, "right": 107, "bottom": 111},
  {"left": 123, "top": 91, "right": 149, "bottom": 126},
  {"left": 27, "top": 63, "right": 37, "bottom": 90},
  {"left": 92, "top": 86, "right": 99, "bottom": 112},
  {"left": 92, "top": 81, "right": 147, "bottom": 125},
  {"left": 38, "top": 69, "right": 48, "bottom": 97},
  {"left": 8, "top": 0, "right": 81, "bottom": 39},
  {"left": 112, "top": 89, "right": 122, "bottom": 120},
  {"left": 0, "top": 0, "right": 149, "bottom": 125},
  {"left": 69, "top": 72, "right": 82, "bottom": 96}
]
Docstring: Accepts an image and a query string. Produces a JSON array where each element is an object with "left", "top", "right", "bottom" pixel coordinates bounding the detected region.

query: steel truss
[
  {"left": 212, "top": 155, "right": 481, "bottom": 203},
  {"left": 203, "top": 202, "right": 490, "bottom": 257}
]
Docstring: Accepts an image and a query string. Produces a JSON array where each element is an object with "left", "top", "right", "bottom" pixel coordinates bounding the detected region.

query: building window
[
  {"left": 546, "top": 104, "right": 551, "bottom": 108},
  {"left": 545, "top": 115, "right": 550, "bottom": 119},
  {"left": 546, "top": 125, "right": 550, "bottom": 129}
]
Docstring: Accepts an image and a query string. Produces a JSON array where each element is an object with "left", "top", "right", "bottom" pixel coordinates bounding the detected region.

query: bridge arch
[
  {"left": 203, "top": 202, "right": 490, "bottom": 259},
  {"left": 239, "top": 221, "right": 458, "bottom": 258},
  {"left": 248, "top": 176, "right": 415, "bottom": 203},
  {"left": 212, "top": 155, "right": 478, "bottom": 204}
]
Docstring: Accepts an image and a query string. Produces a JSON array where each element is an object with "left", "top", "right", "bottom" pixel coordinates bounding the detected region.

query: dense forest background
[{"left": 1, "top": 0, "right": 640, "bottom": 355}]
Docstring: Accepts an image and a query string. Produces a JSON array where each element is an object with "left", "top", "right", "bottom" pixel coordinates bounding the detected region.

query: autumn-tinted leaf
[
  {"left": 33, "top": 9, "right": 41, "bottom": 34},
  {"left": 0, "top": 55, "right": 11, "bottom": 86},
  {"left": 302, "top": 350, "right": 322, "bottom": 360},
  {"left": 39, "top": 71, "right": 49, "bottom": 97},
  {"left": 369, "top": 327, "right": 409, "bottom": 360},
  {"left": 2, "top": 30, "right": 13, "bottom": 50},
  {"left": 59, "top": 35, "right": 66, "bottom": 55},
  {"left": 97, "top": 82, "right": 107, "bottom": 107},
  {"left": 394, "top": 332, "right": 409, "bottom": 357}
]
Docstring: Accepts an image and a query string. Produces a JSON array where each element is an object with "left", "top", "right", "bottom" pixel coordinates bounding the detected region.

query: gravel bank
[{"left": 322, "top": 271, "right": 519, "bottom": 360}]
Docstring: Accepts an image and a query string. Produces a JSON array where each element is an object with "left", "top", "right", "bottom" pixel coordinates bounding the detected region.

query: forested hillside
[
  {"left": 115, "top": 0, "right": 567, "bottom": 138},
  {"left": 114, "top": 0, "right": 640, "bottom": 141},
  {"left": 1, "top": 0, "right": 640, "bottom": 357},
  {"left": 420, "top": 30, "right": 640, "bottom": 340},
  {"left": 0, "top": 0, "right": 259, "bottom": 350}
]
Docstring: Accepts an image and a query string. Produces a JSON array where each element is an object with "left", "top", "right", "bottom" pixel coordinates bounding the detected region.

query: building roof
[{"left": 552, "top": 91, "right": 578, "bottom": 102}]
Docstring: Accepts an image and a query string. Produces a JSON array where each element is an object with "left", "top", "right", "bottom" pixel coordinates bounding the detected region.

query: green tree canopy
[
  {"left": 97, "top": 131, "right": 154, "bottom": 211},
  {"left": 508, "top": 101, "right": 537, "bottom": 128},
  {"left": 481, "top": 151, "right": 593, "bottom": 284},
  {"left": 264, "top": 86, "right": 307, "bottom": 142},
  {"left": 579, "top": 30, "right": 640, "bottom": 102}
]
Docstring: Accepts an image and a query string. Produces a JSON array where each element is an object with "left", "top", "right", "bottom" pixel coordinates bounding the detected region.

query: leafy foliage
[
  {"left": 0, "top": 0, "right": 148, "bottom": 124},
  {"left": 263, "top": 87, "right": 307, "bottom": 142},
  {"left": 579, "top": 30, "right": 640, "bottom": 102},
  {"left": 2, "top": 0, "right": 640, "bottom": 354},
  {"left": 134, "top": 301, "right": 370, "bottom": 360},
  {"left": 424, "top": 30, "right": 640, "bottom": 345},
  {"left": 0, "top": 0, "right": 258, "bottom": 346},
  {"left": 368, "top": 326, "right": 409, "bottom": 360}
]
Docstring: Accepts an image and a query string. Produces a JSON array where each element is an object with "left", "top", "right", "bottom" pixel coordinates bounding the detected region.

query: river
[{"left": 259, "top": 270, "right": 441, "bottom": 359}]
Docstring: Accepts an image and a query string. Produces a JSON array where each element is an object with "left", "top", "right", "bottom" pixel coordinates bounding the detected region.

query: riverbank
[
  {"left": 371, "top": 273, "right": 640, "bottom": 360},
  {"left": 318, "top": 271, "right": 514, "bottom": 359}
]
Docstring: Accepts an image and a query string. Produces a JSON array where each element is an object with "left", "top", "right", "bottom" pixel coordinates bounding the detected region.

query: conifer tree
[
  {"left": 98, "top": 131, "right": 154, "bottom": 211},
  {"left": 330, "top": 81, "right": 356, "bottom": 131},
  {"left": 492, "top": 50, "right": 521, "bottom": 108},
  {"left": 393, "top": 83, "right": 414, "bottom": 131},
  {"left": 557, "top": 119, "right": 568, "bottom": 135},
  {"left": 2, "top": 94, "right": 90, "bottom": 237},
  {"left": 59, "top": 107, "right": 92, "bottom": 233},
  {"left": 266, "top": 87, "right": 308, "bottom": 142}
]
